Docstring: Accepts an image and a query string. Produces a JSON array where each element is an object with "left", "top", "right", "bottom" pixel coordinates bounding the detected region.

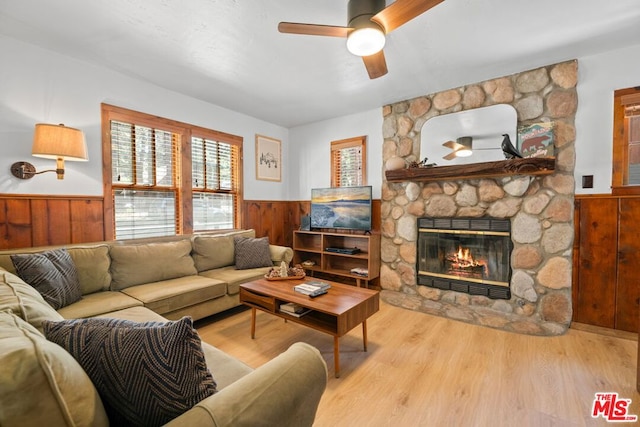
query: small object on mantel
[
  {"left": 408, "top": 157, "right": 437, "bottom": 168},
  {"left": 385, "top": 156, "right": 406, "bottom": 171},
  {"left": 501, "top": 134, "right": 523, "bottom": 159}
]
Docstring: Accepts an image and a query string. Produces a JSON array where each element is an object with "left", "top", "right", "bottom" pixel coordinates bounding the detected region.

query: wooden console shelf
[
  {"left": 385, "top": 157, "right": 556, "bottom": 183},
  {"left": 293, "top": 230, "right": 380, "bottom": 287}
]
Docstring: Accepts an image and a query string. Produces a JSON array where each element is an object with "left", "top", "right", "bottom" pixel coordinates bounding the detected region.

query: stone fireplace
[
  {"left": 417, "top": 217, "right": 512, "bottom": 300},
  {"left": 380, "top": 60, "right": 577, "bottom": 336}
]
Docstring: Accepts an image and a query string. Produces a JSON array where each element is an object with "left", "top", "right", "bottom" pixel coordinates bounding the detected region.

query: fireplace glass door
[{"left": 417, "top": 217, "right": 512, "bottom": 299}]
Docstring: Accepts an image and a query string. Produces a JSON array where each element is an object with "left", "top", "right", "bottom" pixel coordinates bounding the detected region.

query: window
[
  {"left": 331, "top": 136, "right": 366, "bottom": 187},
  {"left": 612, "top": 88, "right": 640, "bottom": 194},
  {"left": 111, "top": 121, "right": 179, "bottom": 239},
  {"left": 191, "top": 135, "right": 238, "bottom": 231},
  {"left": 102, "top": 104, "right": 242, "bottom": 240}
]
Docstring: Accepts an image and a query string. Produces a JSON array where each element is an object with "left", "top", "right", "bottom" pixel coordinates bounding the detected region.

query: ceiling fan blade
[
  {"left": 362, "top": 50, "right": 388, "bottom": 79},
  {"left": 372, "top": 0, "right": 445, "bottom": 33},
  {"left": 442, "top": 140, "right": 461, "bottom": 150},
  {"left": 278, "top": 22, "right": 350, "bottom": 37},
  {"left": 442, "top": 151, "right": 458, "bottom": 161}
]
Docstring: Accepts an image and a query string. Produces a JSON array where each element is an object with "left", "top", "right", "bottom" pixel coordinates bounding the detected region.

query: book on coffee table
[
  {"left": 280, "top": 302, "right": 305, "bottom": 314},
  {"left": 279, "top": 302, "right": 311, "bottom": 317},
  {"left": 293, "top": 281, "right": 331, "bottom": 296}
]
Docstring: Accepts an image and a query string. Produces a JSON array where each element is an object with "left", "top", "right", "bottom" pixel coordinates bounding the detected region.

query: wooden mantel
[{"left": 385, "top": 157, "right": 556, "bottom": 183}]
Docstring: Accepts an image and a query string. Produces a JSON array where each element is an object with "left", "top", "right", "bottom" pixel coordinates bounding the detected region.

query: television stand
[{"left": 293, "top": 230, "right": 380, "bottom": 287}]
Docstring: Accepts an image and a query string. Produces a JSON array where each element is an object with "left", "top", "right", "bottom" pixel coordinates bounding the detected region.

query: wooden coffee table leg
[
  {"left": 250, "top": 307, "right": 256, "bottom": 339},
  {"left": 334, "top": 336, "right": 340, "bottom": 378},
  {"left": 362, "top": 320, "right": 368, "bottom": 352}
]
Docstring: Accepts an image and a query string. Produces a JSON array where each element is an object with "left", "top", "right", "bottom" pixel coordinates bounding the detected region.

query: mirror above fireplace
[{"left": 420, "top": 104, "right": 518, "bottom": 166}]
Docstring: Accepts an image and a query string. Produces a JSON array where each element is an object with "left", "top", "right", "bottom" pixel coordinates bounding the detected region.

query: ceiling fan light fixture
[
  {"left": 455, "top": 137, "right": 473, "bottom": 157},
  {"left": 346, "top": 26, "right": 386, "bottom": 57}
]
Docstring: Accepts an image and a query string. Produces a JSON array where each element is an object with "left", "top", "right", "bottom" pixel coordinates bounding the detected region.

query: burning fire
[{"left": 447, "top": 246, "right": 484, "bottom": 269}]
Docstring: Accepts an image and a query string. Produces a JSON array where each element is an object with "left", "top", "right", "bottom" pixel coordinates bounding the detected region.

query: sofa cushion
[
  {"left": 192, "top": 229, "right": 255, "bottom": 272},
  {"left": 120, "top": 275, "right": 227, "bottom": 315},
  {"left": 57, "top": 291, "right": 143, "bottom": 319},
  {"left": 110, "top": 239, "right": 198, "bottom": 290},
  {"left": 11, "top": 248, "right": 82, "bottom": 310},
  {"left": 234, "top": 236, "right": 273, "bottom": 270},
  {"left": 43, "top": 316, "right": 217, "bottom": 427},
  {"left": 0, "top": 310, "right": 109, "bottom": 427},
  {"left": 92, "top": 306, "right": 255, "bottom": 391},
  {"left": 0, "top": 271, "right": 63, "bottom": 331},
  {"left": 200, "top": 265, "right": 273, "bottom": 295},
  {"left": 67, "top": 245, "right": 112, "bottom": 294}
]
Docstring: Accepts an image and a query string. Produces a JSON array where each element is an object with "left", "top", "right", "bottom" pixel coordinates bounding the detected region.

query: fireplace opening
[{"left": 417, "top": 217, "right": 512, "bottom": 299}]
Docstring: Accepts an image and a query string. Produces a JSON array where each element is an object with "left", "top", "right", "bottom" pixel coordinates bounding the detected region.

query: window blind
[
  {"left": 111, "top": 120, "right": 179, "bottom": 239},
  {"left": 191, "top": 136, "right": 239, "bottom": 231},
  {"left": 113, "top": 189, "right": 176, "bottom": 239},
  {"left": 331, "top": 136, "right": 366, "bottom": 187},
  {"left": 103, "top": 104, "right": 243, "bottom": 238}
]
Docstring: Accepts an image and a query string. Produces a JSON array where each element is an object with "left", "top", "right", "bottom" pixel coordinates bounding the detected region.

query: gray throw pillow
[
  {"left": 234, "top": 236, "right": 273, "bottom": 270},
  {"left": 42, "top": 316, "right": 216, "bottom": 427},
  {"left": 11, "top": 248, "right": 82, "bottom": 310}
]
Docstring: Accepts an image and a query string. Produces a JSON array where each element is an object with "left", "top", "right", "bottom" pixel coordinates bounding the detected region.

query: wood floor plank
[{"left": 195, "top": 301, "right": 639, "bottom": 426}]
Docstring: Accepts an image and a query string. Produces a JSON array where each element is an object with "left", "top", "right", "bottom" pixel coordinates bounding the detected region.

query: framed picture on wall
[{"left": 255, "top": 134, "right": 281, "bottom": 181}]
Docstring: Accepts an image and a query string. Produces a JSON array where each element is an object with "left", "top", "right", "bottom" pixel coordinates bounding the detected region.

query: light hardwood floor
[{"left": 196, "top": 301, "right": 639, "bottom": 427}]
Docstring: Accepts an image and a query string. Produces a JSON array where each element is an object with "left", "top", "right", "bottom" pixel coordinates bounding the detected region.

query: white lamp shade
[
  {"left": 32, "top": 123, "right": 88, "bottom": 161},
  {"left": 346, "top": 27, "right": 386, "bottom": 57}
]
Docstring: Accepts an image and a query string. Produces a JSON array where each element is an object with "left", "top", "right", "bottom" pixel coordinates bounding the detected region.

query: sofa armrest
[
  {"left": 269, "top": 244, "right": 294, "bottom": 265},
  {"left": 164, "top": 342, "right": 327, "bottom": 427}
]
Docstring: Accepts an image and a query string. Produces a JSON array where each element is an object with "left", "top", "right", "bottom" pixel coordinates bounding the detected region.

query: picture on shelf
[{"left": 517, "top": 122, "right": 555, "bottom": 158}]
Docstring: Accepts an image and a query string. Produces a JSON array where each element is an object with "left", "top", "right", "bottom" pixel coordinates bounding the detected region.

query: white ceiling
[{"left": 1, "top": 0, "right": 639, "bottom": 128}]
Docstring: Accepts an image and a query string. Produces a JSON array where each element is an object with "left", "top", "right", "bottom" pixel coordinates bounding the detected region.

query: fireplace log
[{"left": 385, "top": 157, "right": 555, "bottom": 183}]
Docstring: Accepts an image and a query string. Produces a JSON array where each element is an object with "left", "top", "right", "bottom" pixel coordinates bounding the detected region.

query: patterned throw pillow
[
  {"left": 234, "top": 236, "right": 273, "bottom": 270},
  {"left": 42, "top": 316, "right": 217, "bottom": 427},
  {"left": 11, "top": 248, "right": 82, "bottom": 310}
]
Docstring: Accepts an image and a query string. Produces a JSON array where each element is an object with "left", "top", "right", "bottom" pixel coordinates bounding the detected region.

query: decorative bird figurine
[{"left": 501, "top": 134, "right": 522, "bottom": 159}]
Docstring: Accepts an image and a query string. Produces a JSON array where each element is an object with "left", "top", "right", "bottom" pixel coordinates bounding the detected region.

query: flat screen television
[{"left": 310, "top": 186, "right": 372, "bottom": 231}]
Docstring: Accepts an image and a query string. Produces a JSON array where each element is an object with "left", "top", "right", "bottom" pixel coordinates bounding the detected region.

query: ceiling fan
[{"left": 278, "top": 0, "right": 444, "bottom": 79}]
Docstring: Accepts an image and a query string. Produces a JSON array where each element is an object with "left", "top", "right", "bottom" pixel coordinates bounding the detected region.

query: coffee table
[{"left": 240, "top": 278, "right": 379, "bottom": 378}]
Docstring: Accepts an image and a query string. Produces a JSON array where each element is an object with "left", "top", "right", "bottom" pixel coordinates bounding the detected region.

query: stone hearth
[{"left": 380, "top": 60, "right": 577, "bottom": 336}]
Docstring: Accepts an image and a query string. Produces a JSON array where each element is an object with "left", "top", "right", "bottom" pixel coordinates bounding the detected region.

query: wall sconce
[
  {"left": 11, "top": 123, "right": 88, "bottom": 180},
  {"left": 442, "top": 136, "right": 473, "bottom": 160}
]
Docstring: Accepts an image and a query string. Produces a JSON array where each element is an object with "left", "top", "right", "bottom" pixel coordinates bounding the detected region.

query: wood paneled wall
[
  {"left": 0, "top": 196, "right": 379, "bottom": 251},
  {"left": 573, "top": 194, "right": 640, "bottom": 332},
  {"left": 0, "top": 195, "right": 105, "bottom": 250}
]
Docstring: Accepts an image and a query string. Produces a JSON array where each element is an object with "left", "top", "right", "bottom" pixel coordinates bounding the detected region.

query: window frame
[
  {"left": 612, "top": 87, "right": 640, "bottom": 196},
  {"left": 330, "top": 135, "right": 367, "bottom": 187},
  {"left": 101, "top": 104, "right": 243, "bottom": 239},
  {"left": 190, "top": 127, "right": 242, "bottom": 232}
]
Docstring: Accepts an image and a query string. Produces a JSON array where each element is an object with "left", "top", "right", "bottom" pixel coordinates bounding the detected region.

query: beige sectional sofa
[
  {"left": 0, "top": 229, "right": 290, "bottom": 321},
  {"left": 0, "top": 229, "right": 328, "bottom": 426}
]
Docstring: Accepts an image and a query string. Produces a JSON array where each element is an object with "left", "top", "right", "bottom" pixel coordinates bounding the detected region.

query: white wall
[
  {"left": 574, "top": 42, "right": 640, "bottom": 195},
  {"left": 288, "top": 109, "right": 384, "bottom": 200},
  {"left": 3, "top": 34, "right": 639, "bottom": 201},
  {"left": 289, "top": 43, "right": 640, "bottom": 199},
  {"left": 0, "top": 35, "right": 289, "bottom": 200}
]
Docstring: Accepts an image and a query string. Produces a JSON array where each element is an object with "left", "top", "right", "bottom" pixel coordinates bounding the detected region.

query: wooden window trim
[
  {"left": 612, "top": 87, "right": 640, "bottom": 196},
  {"left": 101, "top": 103, "right": 243, "bottom": 239},
  {"left": 190, "top": 126, "right": 243, "bottom": 231},
  {"left": 330, "top": 135, "right": 367, "bottom": 187}
]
